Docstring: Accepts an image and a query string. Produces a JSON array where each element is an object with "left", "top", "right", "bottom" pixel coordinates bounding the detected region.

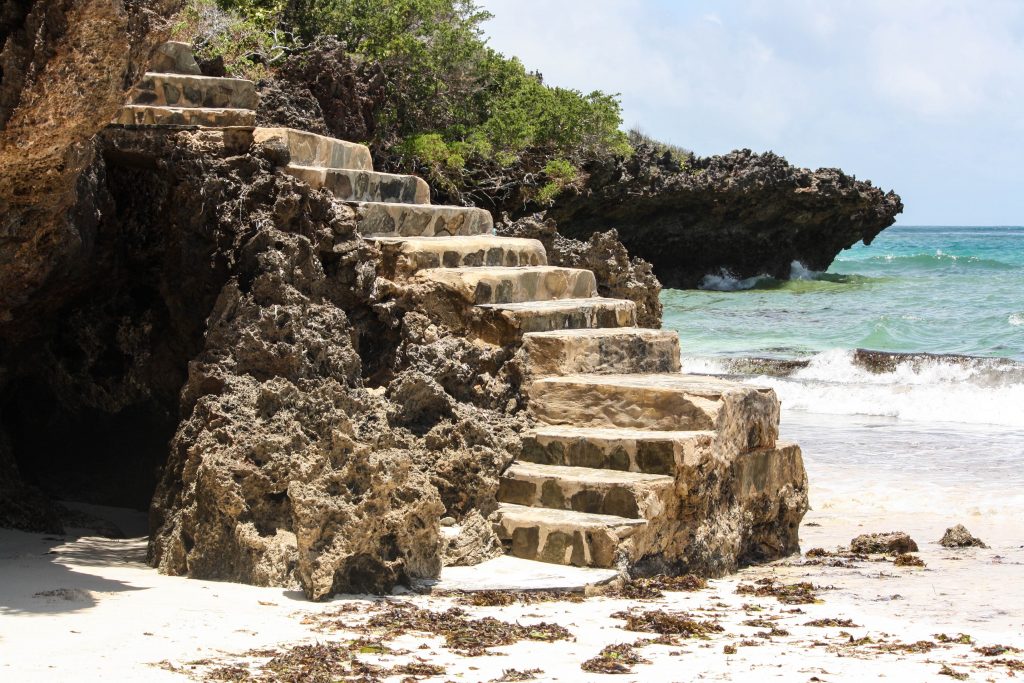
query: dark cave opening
[{"left": 1, "top": 380, "right": 178, "bottom": 512}]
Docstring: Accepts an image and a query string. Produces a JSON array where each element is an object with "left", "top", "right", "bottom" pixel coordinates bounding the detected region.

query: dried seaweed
[
  {"left": 735, "top": 578, "right": 822, "bottom": 604},
  {"left": 490, "top": 668, "right": 545, "bottom": 681},
  {"left": 442, "top": 590, "right": 584, "bottom": 606},
  {"left": 608, "top": 574, "right": 708, "bottom": 599},
  {"left": 893, "top": 553, "right": 926, "bottom": 567},
  {"left": 612, "top": 609, "right": 723, "bottom": 637},
  {"left": 975, "top": 644, "right": 1021, "bottom": 657},
  {"left": 938, "top": 664, "right": 969, "bottom": 680},
  {"left": 804, "top": 618, "right": 860, "bottom": 628},
  {"left": 366, "top": 605, "right": 571, "bottom": 655},
  {"left": 580, "top": 643, "right": 649, "bottom": 674}
]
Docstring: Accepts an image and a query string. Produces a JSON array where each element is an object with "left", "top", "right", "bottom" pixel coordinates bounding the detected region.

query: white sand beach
[{"left": 2, "top": 497, "right": 1021, "bottom": 682}]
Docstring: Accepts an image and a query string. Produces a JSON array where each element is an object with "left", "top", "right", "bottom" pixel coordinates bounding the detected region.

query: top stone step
[
  {"left": 253, "top": 128, "right": 373, "bottom": 172},
  {"left": 131, "top": 73, "right": 258, "bottom": 110}
]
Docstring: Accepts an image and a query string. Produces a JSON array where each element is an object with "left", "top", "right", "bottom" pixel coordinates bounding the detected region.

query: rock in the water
[
  {"left": 850, "top": 531, "right": 919, "bottom": 554},
  {"left": 939, "top": 524, "right": 988, "bottom": 549}
]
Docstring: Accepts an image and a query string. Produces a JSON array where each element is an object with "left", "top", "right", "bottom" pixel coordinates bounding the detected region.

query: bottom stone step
[
  {"left": 494, "top": 502, "right": 644, "bottom": 568},
  {"left": 113, "top": 105, "right": 256, "bottom": 127},
  {"left": 499, "top": 462, "right": 673, "bottom": 519},
  {"left": 521, "top": 426, "right": 716, "bottom": 475}
]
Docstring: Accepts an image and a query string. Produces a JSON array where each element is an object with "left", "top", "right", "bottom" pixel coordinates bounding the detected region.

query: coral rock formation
[{"left": 546, "top": 144, "right": 903, "bottom": 288}]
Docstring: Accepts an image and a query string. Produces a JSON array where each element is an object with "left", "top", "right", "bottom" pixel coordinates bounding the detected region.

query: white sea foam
[
  {"left": 787, "top": 260, "right": 819, "bottom": 280},
  {"left": 682, "top": 349, "right": 1024, "bottom": 427},
  {"left": 698, "top": 261, "right": 823, "bottom": 290},
  {"left": 1010, "top": 312, "right": 1024, "bottom": 327},
  {"left": 697, "top": 269, "right": 765, "bottom": 291}
]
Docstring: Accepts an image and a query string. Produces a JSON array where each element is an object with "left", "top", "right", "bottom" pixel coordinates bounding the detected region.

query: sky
[{"left": 478, "top": 0, "right": 1024, "bottom": 226}]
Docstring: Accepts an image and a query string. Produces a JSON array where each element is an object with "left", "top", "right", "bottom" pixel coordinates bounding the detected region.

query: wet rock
[
  {"left": 940, "top": 524, "right": 988, "bottom": 549},
  {"left": 850, "top": 531, "right": 919, "bottom": 554}
]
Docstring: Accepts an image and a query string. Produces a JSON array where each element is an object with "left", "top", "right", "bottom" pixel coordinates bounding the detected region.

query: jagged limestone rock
[{"left": 150, "top": 41, "right": 202, "bottom": 75}]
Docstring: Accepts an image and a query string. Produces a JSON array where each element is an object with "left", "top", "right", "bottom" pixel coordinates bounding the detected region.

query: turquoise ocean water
[
  {"left": 661, "top": 225, "right": 1024, "bottom": 516},
  {"left": 663, "top": 225, "right": 1024, "bottom": 360}
]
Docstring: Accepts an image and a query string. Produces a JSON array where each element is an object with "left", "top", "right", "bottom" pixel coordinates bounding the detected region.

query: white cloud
[{"left": 478, "top": 0, "right": 1024, "bottom": 224}]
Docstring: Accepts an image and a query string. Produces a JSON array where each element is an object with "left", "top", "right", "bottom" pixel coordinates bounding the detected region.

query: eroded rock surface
[
  {"left": 851, "top": 531, "right": 919, "bottom": 554},
  {"left": 545, "top": 145, "right": 903, "bottom": 288},
  {"left": 939, "top": 524, "right": 987, "bottom": 549}
]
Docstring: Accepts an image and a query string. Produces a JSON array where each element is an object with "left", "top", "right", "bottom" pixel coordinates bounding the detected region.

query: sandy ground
[{"left": 2, "top": 499, "right": 1023, "bottom": 683}]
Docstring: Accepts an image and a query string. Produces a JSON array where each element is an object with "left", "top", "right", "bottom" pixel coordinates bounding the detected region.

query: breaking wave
[
  {"left": 681, "top": 349, "right": 1024, "bottom": 428},
  {"left": 697, "top": 261, "right": 877, "bottom": 291}
]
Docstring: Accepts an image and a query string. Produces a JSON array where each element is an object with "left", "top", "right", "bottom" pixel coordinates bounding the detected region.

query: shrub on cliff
[{"left": 175, "top": 0, "right": 630, "bottom": 176}]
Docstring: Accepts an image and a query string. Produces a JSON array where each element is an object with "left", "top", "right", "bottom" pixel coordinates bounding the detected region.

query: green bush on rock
[{"left": 175, "top": 0, "right": 632, "bottom": 179}]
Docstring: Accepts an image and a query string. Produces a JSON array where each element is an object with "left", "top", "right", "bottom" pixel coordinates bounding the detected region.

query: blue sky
[{"left": 479, "top": 1, "right": 1024, "bottom": 225}]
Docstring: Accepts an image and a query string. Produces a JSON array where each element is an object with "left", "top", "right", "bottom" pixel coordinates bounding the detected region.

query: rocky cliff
[
  {"left": 0, "top": 20, "right": 808, "bottom": 599},
  {"left": 0, "top": 0, "right": 181, "bottom": 531},
  {"left": 545, "top": 143, "right": 904, "bottom": 289}
]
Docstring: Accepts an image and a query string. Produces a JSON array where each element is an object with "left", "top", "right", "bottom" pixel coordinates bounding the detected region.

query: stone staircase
[{"left": 114, "top": 43, "right": 805, "bottom": 576}]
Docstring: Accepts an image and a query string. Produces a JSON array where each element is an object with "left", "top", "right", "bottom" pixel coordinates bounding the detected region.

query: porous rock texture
[
  {"left": 497, "top": 213, "right": 662, "bottom": 328},
  {"left": 939, "top": 524, "right": 987, "bottom": 549},
  {"left": 544, "top": 143, "right": 904, "bottom": 288},
  {"left": 850, "top": 531, "right": 919, "bottom": 554},
  {"left": 0, "top": 120, "right": 528, "bottom": 598}
]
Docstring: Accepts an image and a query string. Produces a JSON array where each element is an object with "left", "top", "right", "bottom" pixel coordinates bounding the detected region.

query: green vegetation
[{"left": 175, "top": 0, "right": 632, "bottom": 181}]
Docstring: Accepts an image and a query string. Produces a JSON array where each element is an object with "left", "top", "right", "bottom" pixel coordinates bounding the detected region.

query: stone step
[
  {"left": 521, "top": 327, "right": 681, "bottom": 377},
  {"left": 352, "top": 202, "right": 493, "bottom": 237},
  {"left": 253, "top": 127, "right": 372, "bottom": 172},
  {"left": 285, "top": 164, "right": 430, "bottom": 204},
  {"left": 130, "top": 72, "right": 258, "bottom": 110},
  {"left": 494, "top": 503, "right": 645, "bottom": 568},
  {"left": 113, "top": 105, "right": 256, "bottom": 127},
  {"left": 529, "top": 373, "right": 779, "bottom": 451},
  {"left": 499, "top": 462, "right": 674, "bottom": 520},
  {"left": 475, "top": 298, "right": 637, "bottom": 345},
  {"left": 521, "top": 426, "right": 717, "bottom": 475},
  {"left": 370, "top": 235, "right": 547, "bottom": 278},
  {"left": 419, "top": 266, "right": 597, "bottom": 305}
]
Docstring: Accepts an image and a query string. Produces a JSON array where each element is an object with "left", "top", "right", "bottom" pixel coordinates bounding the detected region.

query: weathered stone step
[
  {"left": 529, "top": 373, "right": 779, "bottom": 451},
  {"left": 285, "top": 164, "right": 430, "bottom": 204},
  {"left": 494, "top": 503, "right": 645, "bottom": 568},
  {"left": 253, "top": 128, "right": 372, "bottom": 172},
  {"left": 521, "top": 327, "right": 681, "bottom": 377},
  {"left": 419, "top": 266, "right": 596, "bottom": 305},
  {"left": 521, "top": 426, "right": 716, "bottom": 475},
  {"left": 130, "top": 72, "right": 258, "bottom": 110},
  {"left": 352, "top": 202, "right": 492, "bottom": 237},
  {"left": 499, "top": 462, "right": 673, "bottom": 520},
  {"left": 475, "top": 298, "right": 637, "bottom": 345},
  {"left": 370, "top": 235, "right": 546, "bottom": 278},
  {"left": 113, "top": 105, "right": 256, "bottom": 127}
]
